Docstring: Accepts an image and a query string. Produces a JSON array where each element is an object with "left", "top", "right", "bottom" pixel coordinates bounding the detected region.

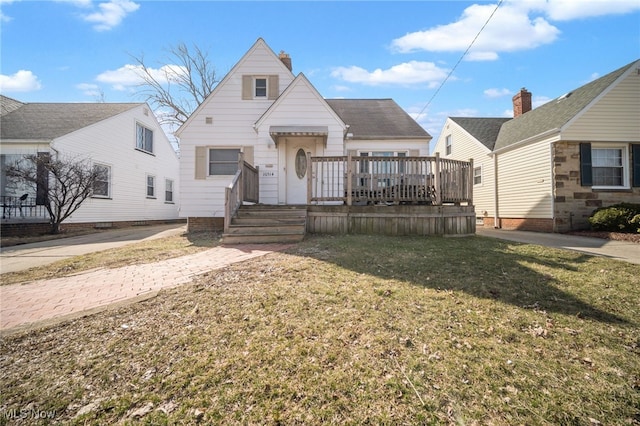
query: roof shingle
[
  {"left": 1, "top": 102, "right": 142, "bottom": 141},
  {"left": 325, "top": 99, "right": 431, "bottom": 140}
]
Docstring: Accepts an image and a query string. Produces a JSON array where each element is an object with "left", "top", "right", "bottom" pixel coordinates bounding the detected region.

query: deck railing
[
  {"left": 308, "top": 153, "right": 472, "bottom": 206},
  {"left": 1, "top": 195, "right": 50, "bottom": 221},
  {"left": 224, "top": 153, "right": 259, "bottom": 232}
]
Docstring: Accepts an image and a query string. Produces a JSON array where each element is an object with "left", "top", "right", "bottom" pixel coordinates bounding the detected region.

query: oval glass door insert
[{"left": 295, "top": 148, "right": 307, "bottom": 179}]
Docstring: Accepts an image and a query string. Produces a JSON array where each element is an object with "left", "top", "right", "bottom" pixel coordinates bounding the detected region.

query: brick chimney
[
  {"left": 512, "top": 88, "right": 532, "bottom": 118},
  {"left": 279, "top": 50, "right": 292, "bottom": 71}
]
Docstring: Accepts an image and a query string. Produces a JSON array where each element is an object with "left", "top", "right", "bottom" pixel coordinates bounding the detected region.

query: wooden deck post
[
  {"left": 238, "top": 152, "right": 244, "bottom": 205},
  {"left": 306, "top": 152, "right": 312, "bottom": 205},
  {"left": 346, "top": 151, "right": 353, "bottom": 206},
  {"left": 468, "top": 158, "right": 474, "bottom": 205},
  {"left": 434, "top": 152, "right": 442, "bottom": 205}
]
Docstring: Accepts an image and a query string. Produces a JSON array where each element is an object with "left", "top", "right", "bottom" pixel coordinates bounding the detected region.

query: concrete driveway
[
  {"left": 476, "top": 227, "right": 640, "bottom": 265},
  {"left": 0, "top": 223, "right": 187, "bottom": 274}
]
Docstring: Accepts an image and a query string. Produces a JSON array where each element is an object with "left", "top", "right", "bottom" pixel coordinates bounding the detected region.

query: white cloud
[
  {"left": 484, "top": 88, "right": 511, "bottom": 98},
  {"left": 83, "top": 0, "right": 139, "bottom": 31},
  {"left": 331, "top": 61, "right": 450, "bottom": 87},
  {"left": 76, "top": 82, "right": 102, "bottom": 97},
  {"left": 540, "top": 0, "right": 640, "bottom": 21},
  {"left": 0, "top": 0, "right": 16, "bottom": 22},
  {"left": 0, "top": 70, "right": 42, "bottom": 92},
  {"left": 96, "top": 63, "right": 187, "bottom": 91},
  {"left": 391, "top": 3, "right": 560, "bottom": 61}
]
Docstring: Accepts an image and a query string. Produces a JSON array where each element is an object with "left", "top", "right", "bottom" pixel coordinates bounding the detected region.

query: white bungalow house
[
  {"left": 433, "top": 59, "right": 640, "bottom": 233},
  {"left": 0, "top": 96, "right": 181, "bottom": 235},
  {"left": 176, "top": 38, "right": 462, "bottom": 241}
]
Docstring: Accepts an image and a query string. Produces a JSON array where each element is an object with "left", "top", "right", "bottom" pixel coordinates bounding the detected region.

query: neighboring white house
[
  {"left": 0, "top": 96, "right": 181, "bottom": 231},
  {"left": 176, "top": 38, "right": 431, "bottom": 231},
  {"left": 433, "top": 59, "right": 640, "bottom": 232}
]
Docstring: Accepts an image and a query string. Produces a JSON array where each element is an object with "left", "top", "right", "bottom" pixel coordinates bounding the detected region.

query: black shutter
[
  {"left": 632, "top": 144, "right": 640, "bottom": 187},
  {"left": 579, "top": 143, "right": 592, "bottom": 187}
]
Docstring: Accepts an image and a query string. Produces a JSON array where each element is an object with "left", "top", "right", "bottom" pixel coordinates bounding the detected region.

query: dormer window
[{"left": 255, "top": 78, "right": 267, "bottom": 98}]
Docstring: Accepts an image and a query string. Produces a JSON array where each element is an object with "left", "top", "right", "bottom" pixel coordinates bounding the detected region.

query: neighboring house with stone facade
[
  {"left": 1, "top": 96, "right": 181, "bottom": 234},
  {"left": 433, "top": 59, "right": 640, "bottom": 233}
]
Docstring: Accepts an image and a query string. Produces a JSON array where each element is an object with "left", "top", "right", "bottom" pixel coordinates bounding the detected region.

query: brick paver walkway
[{"left": 0, "top": 243, "right": 292, "bottom": 332}]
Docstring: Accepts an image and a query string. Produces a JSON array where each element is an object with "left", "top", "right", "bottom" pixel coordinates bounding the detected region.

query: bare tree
[
  {"left": 5, "top": 154, "right": 103, "bottom": 234},
  {"left": 130, "top": 43, "right": 219, "bottom": 128}
]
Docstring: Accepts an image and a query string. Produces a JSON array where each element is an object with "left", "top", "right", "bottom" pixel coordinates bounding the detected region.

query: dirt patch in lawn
[{"left": 567, "top": 230, "right": 640, "bottom": 243}]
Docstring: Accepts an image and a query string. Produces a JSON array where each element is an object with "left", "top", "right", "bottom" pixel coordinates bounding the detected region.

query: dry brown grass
[{"left": 1, "top": 234, "right": 638, "bottom": 425}]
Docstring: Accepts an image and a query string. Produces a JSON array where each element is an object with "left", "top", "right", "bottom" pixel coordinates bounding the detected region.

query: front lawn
[{"left": 1, "top": 234, "right": 638, "bottom": 425}]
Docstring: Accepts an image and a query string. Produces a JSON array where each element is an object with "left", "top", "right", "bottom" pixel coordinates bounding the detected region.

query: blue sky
[{"left": 1, "top": 0, "right": 639, "bottom": 144}]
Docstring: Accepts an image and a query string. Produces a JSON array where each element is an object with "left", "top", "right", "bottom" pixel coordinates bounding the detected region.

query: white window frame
[
  {"left": 473, "top": 165, "right": 482, "bottom": 186},
  {"left": 445, "top": 135, "right": 452, "bottom": 155},
  {"left": 165, "top": 178, "right": 174, "bottom": 203},
  {"left": 209, "top": 148, "right": 242, "bottom": 176},
  {"left": 136, "top": 123, "right": 154, "bottom": 154},
  {"left": 92, "top": 163, "right": 111, "bottom": 198},
  {"left": 146, "top": 174, "right": 156, "bottom": 198},
  {"left": 591, "top": 144, "right": 630, "bottom": 189},
  {"left": 254, "top": 77, "right": 267, "bottom": 98}
]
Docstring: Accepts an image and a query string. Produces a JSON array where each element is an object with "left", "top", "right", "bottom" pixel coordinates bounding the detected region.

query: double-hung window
[
  {"left": 473, "top": 166, "right": 482, "bottom": 185},
  {"left": 209, "top": 148, "right": 241, "bottom": 175},
  {"left": 255, "top": 78, "right": 267, "bottom": 98},
  {"left": 445, "top": 135, "right": 452, "bottom": 155},
  {"left": 92, "top": 164, "right": 111, "bottom": 198},
  {"left": 581, "top": 143, "right": 640, "bottom": 188},
  {"left": 165, "top": 179, "right": 174, "bottom": 203},
  {"left": 136, "top": 123, "right": 154, "bottom": 154},
  {"left": 146, "top": 175, "right": 156, "bottom": 198},
  {"left": 592, "top": 146, "right": 627, "bottom": 188}
]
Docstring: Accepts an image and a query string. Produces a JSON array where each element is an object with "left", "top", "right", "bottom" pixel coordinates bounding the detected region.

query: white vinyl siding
[
  {"left": 496, "top": 141, "right": 553, "bottom": 218},
  {"left": 433, "top": 118, "right": 494, "bottom": 217},
  {"left": 563, "top": 70, "right": 640, "bottom": 141},
  {"left": 49, "top": 104, "right": 180, "bottom": 223}
]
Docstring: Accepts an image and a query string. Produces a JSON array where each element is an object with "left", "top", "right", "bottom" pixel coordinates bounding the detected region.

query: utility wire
[{"left": 417, "top": 0, "right": 504, "bottom": 118}]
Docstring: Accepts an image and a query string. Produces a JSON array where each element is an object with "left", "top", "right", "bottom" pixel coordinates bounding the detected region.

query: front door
[{"left": 286, "top": 140, "right": 315, "bottom": 204}]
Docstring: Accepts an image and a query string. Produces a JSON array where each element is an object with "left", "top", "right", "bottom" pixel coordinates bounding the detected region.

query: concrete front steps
[{"left": 222, "top": 205, "right": 307, "bottom": 244}]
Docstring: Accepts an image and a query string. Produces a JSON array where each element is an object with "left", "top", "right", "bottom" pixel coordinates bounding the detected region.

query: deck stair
[{"left": 222, "top": 205, "right": 307, "bottom": 244}]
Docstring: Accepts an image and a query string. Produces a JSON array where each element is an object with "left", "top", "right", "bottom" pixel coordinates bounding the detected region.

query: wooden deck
[
  {"left": 308, "top": 153, "right": 473, "bottom": 206},
  {"left": 224, "top": 153, "right": 476, "bottom": 238}
]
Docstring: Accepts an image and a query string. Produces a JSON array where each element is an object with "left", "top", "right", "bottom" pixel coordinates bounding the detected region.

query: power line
[{"left": 417, "top": 0, "right": 504, "bottom": 118}]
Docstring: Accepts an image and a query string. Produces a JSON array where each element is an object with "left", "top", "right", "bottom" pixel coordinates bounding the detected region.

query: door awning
[{"left": 269, "top": 126, "right": 329, "bottom": 145}]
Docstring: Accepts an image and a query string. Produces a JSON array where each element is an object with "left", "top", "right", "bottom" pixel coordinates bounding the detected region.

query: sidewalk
[
  {"left": 476, "top": 227, "right": 640, "bottom": 265},
  {"left": 0, "top": 223, "right": 187, "bottom": 274},
  {"left": 0, "top": 243, "right": 292, "bottom": 334}
]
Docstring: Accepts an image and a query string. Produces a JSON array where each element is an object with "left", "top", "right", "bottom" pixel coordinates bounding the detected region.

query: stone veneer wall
[{"left": 553, "top": 141, "right": 640, "bottom": 232}]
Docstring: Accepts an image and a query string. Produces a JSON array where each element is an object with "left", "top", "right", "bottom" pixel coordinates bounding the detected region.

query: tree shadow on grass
[{"left": 290, "top": 234, "right": 632, "bottom": 325}]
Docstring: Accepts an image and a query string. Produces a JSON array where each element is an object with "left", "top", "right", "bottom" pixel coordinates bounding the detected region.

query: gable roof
[
  {"left": 254, "top": 73, "right": 345, "bottom": 132},
  {"left": 494, "top": 59, "right": 639, "bottom": 151},
  {"left": 175, "top": 37, "right": 294, "bottom": 136},
  {"left": 325, "top": 99, "right": 431, "bottom": 140},
  {"left": 1, "top": 102, "right": 141, "bottom": 141},
  {"left": 449, "top": 117, "right": 510, "bottom": 150},
  {"left": 1, "top": 95, "right": 25, "bottom": 116}
]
